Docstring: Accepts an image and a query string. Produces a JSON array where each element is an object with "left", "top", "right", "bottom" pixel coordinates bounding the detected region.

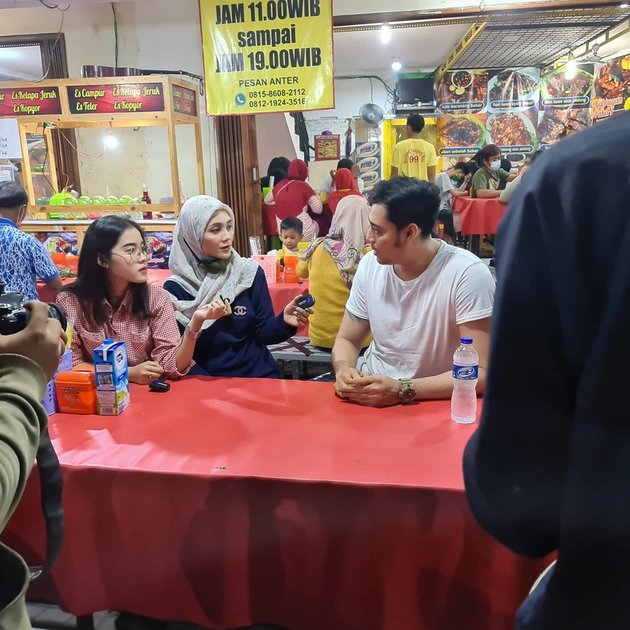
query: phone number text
[
  {"left": 248, "top": 97, "right": 307, "bottom": 108},
  {"left": 248, "top": 88, "right": 306, "bottom": 98}
]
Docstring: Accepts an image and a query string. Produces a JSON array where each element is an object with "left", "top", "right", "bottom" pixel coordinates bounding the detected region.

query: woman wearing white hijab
[
  {"left": 297, "top": 195, "right": 371, "bottom": 350},
  {"left": 164, "top": 195, "right": 311, "bottom": 378}
]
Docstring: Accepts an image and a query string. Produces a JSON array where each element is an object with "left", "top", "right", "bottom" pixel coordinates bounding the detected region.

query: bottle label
[{"left": 453, "top": 365, "right": 478, "bottom": 380}]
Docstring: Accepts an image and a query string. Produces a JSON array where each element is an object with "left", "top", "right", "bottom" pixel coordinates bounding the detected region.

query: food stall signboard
[
  {"left": 199, "top": 0, "right": 334, "bottom": 115},
  {"left": 0, "top": 87, "right": 62, "bottom": 117},
  {"left": 172, "top": 85, "right": 198, "bottom": 116},
  {"left": 66, "top": 83, "right": 166, "bottom": 114}
]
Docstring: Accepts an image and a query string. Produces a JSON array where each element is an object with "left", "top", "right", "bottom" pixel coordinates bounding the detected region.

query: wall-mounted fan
[
  {"left": 359, "top": 103, "right": 385, "bottom": 126},
  {"left": 583, "top": 43, "right": 606, "bottom": 63}
]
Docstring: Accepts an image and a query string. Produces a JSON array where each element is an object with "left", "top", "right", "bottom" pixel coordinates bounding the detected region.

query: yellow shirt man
[
  {"left": 390, "top": 114, "right": 438, "bottom": 183},
  {"left": 391, "top": 138, "right": 438, "bottom": 182}
]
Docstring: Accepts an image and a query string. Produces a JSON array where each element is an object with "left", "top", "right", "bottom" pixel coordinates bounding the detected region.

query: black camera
[{"left": 0, "top": 281, "right": 67, "bottom": 335}]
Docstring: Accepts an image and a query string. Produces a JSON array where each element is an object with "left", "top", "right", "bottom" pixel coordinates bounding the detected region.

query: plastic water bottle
[{"left": 451, "top": 337, "right": 479, "bottom": 424}]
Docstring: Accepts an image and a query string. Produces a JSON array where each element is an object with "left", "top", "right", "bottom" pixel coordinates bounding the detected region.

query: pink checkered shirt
[{"left": 56, "top": 285, "right": 191, "bottom": 378}]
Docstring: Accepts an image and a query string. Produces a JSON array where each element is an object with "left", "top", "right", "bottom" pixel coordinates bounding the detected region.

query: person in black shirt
[{"left": 464, "top": 112, "right": 630, "bottom": 630}]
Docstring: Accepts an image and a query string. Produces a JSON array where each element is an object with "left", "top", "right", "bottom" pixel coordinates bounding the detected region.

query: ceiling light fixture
[
  {"left": 103, "top": 127, "right": 119, "bottom": 150},
  {"left": 380, "top": 24, "right": 392, "bottom": 45},
  {"left": 391, "top": 60, "right": 402, "bottom": 72}
]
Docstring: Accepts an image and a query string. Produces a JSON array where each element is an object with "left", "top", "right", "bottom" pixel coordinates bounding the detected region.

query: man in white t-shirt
[{"left": 332, "top": 177, "right": 495, "bottom": 407}]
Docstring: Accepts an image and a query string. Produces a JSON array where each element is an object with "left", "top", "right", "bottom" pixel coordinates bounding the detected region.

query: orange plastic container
[
  {"left": 51, "top": 252, "right": 67, "bottom": 268},
  {"left": 283, "top": 254, "right": 299, "bottom": 283},
  {"left": 66, "top": 253, "right": 79, "bottom": 273},
  {"left": 55, "top": 371, "right": 97, "bottom": 414}
]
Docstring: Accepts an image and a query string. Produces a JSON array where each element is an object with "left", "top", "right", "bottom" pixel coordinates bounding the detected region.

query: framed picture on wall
[{"left": 314, "top": 134, "right": 340, "bottom": 161}]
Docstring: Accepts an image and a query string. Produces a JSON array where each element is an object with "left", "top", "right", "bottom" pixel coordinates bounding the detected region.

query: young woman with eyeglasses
[{"left": 56, "top": 216, "right": 224, "bottom": 384}]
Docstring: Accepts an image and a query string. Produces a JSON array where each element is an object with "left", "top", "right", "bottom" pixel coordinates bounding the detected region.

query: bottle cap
[
  {"left": 104, "top": 338, "right": 114, "bottom": 344},
  {"left": 460, "top": 337, "right": 473, "bottom": 344}
]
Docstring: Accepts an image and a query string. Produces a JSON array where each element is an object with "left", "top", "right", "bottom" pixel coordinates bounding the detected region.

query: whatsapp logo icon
[{"left": 234, "top": 93, "right": 247, "bottom": 107}]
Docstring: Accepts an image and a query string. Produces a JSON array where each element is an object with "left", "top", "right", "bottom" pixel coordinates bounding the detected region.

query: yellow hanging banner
[{"left": 199, "top": 0, "right": 334, "bottom": 115}]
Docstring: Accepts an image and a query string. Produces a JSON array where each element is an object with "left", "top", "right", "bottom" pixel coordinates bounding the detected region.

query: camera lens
[{"left": 46, "top": 303, "right": 68, "bottom": 331}]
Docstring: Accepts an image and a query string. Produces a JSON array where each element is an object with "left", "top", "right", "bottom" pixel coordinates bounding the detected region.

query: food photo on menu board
[
  {"left": 487, "top": 67, "right": 540, "bottom": 111},
  {"left": 437, "top": 114, "right": 487, "bottom": 158},
  {"left": 538, "top": 63, "right": 594, "bottom": 146},
  {"left": 437, "top": 70, "right": 489, "bottom": 114},
  {"left": 593, "top": 54, "right": 630, "bottom": 121},
  {"left": 538, "top": 108, "right": 591, "bottom": 145},
  {"left": 540, "top": 63, "right": 594, "bottom": 108},
  {"left": 486, "top": 111, "right": 538, "bottom": 158},
  {"left": 486, "top": 67, "right": 540, "bottom": 159}
]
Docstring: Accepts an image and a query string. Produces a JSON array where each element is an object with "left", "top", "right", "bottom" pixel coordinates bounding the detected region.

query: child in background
[{"left": 277, "top": 217, "right": 304, "bottom": 265}]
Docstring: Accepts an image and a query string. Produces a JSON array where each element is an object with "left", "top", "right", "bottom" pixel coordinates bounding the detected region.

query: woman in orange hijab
[{"left": 327, "top": 168, "right": 363, "bottom": 214}]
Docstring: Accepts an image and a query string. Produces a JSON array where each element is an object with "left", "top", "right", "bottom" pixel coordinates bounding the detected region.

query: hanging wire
[
  {"left": 37, "top": 0, "right": 70, "bottom": 9},
  {"left": 111, "top": 3, "right": 119, "bottom": 68},
  {"left": 58, "top": 129, "right": 107, "bottom": 160},
  {"left": 31, "top": 9, "right": 65, "bottom": 83}
]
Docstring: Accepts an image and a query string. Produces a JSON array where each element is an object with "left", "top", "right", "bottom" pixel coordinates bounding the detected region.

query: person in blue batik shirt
[
  {"left": 164, "top": 195, "right": 312, "bottom": 378},
  {"left": 0, "top": 182, "right": 61, "bottom": 301}
]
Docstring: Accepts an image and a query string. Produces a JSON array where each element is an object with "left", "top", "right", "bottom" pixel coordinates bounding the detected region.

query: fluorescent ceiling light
[{"left": 380, "top": 24, "right": 392, "bottom": 45}]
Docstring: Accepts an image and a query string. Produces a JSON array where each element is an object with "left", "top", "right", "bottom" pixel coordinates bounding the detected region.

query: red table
[
  {"left": 453, "top": 196, "right": 508, "bottom": 236},
  {"left": 5, "top": 379, "right": 547, "bottom": 630}
]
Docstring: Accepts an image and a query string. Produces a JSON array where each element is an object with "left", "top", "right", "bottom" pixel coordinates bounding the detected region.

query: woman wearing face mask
[
  {"left": 56, "top": 216, "right": 219, "bottom": 384},
  {"left": 164, "top": 195, "right": 311, "bottom": 378},
  {"left": 471, "top": 144, "right": 517, "bottom": 198}
]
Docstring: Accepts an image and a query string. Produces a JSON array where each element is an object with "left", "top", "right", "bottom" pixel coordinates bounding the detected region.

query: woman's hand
[
  {"left": 129, "top": 361, "right": 164, "bottom": 385},
  {"left": 283, "top": 295, "right": 313, "bottom": 329},
  {"left": 192, "top": 299, "right": 232, "bottom": 326}
]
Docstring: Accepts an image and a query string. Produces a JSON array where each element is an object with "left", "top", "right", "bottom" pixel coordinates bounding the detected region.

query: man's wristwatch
[{"left": 398, "top": 378, "right": 416, "bottom": 404}]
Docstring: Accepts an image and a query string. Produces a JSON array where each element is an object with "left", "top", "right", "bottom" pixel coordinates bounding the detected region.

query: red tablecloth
[
  {"left": 5, "top": 379, "right": 547, "bottom": 630},
  {"left": 453, "top": 197, "right": 508, "bottom": 235}
]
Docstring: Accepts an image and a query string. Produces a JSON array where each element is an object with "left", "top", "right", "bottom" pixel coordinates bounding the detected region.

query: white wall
[
  {"left": 0, "top": 0, "right": 218, "bottom": 200},
  {"left": 304, "top": 73, "right": 395, "bottom": 121},
  {"left": 255, "top": 113, "right": 299, "bottom": 178},
  {"left": 301, "top": 72, "right": 395, "bottom": 190}
]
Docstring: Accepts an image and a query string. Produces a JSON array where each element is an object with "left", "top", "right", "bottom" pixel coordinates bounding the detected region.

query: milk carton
[
  {"left": 41, "top": 349, "right": 73, "bottom": 416},
  {"left": 93, "top": 338, "right": 130, "bottom": 416}
]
